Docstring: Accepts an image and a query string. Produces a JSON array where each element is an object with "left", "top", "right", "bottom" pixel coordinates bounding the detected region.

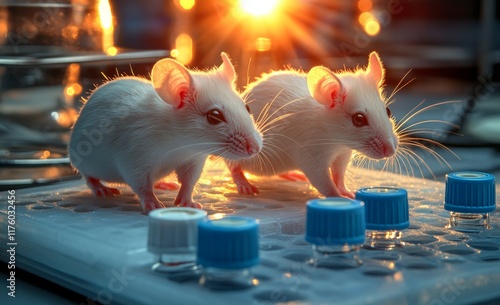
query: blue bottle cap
[
  {"left": 444, "top": 171, "right": 496, "bottom": 213},
  {"left": 305, "top": 198, "right": 365, "bottom": 246},
  {"left": 197, "top": 216, "right": 259, "bottom": 269},
  {"left": 355, "top": 187, "right": 410, "bottom": 230}
]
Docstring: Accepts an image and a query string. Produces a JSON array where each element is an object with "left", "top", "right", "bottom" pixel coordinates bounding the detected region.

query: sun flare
[{"left": 240, "top": 0, "right": 280, "bottom": 17}]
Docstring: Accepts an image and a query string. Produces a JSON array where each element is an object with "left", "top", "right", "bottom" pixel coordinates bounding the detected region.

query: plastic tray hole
[
  {"left": 30, "top": 205, "right": 53, "bottom": 210},
  {"left": 439, "top": 245, "right": 477, "bottom": 255},
  {"left": 362, "top": 265, "right": 398, "bottom": 276},
  {"left": 15, "top": 201, "right": 36, "bottom": 206},
  {"left": 58, "top": 202, "right": 80, "bottom": 208},
  {"left": 283, "top": 252, "right": 311, "bottom": 263},
  {"left": 264, "top": 204, "right": 284, "bottom": 209},
  {"left": 73, "top": 207, "right": 94, "bottom": 213},
  {"left": 254, "top": 290, "right": 307, "bottom": 303},
  {"left": 466, "top": 241, "right": 499, "bottom": 251},
  {"left": 423, "top": 230, "right": 447, "bottom": 236},
  {"left": 478, "top": 254, "right": 500, "bottom": 262},
  {"left": 260, "top": 244, "right": 284, "bottom": 251},
  {"left": 403, "top": 260, "right": 439, "bottom": 270},
  {"left": 402, "top": 235, "right": 438, "bottom": 245}
]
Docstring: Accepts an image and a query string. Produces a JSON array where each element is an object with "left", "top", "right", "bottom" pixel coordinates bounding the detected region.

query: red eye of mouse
[
  {"left": 386, "top": 107, "right": 392, "bottom": 117},
  {"left": 206, "top": 109, "right": 226, "bottom": 125},
  {"left": 352, "top": 113, "right": 368, "bottom": 127}
]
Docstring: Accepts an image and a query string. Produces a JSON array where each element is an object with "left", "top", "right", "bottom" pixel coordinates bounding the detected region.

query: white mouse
[
  {"left": 69, "top": 53, "right": 263, "bottom": 212},
  {"left": 227, "top": 51, "right": 397, "bottom": 198}
]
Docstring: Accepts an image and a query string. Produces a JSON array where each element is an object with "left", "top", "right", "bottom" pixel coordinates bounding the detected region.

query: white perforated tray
[{"left": 1, "top": 162, "right": 499, "bottom": 305}]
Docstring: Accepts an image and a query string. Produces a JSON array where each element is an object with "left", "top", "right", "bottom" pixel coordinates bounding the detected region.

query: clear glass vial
[
  {"left": 444, "top": 171, "right": 496, "bottom": 233},
  {"left": 148, "top": 208, "right": 207, "bottom": 273},
  {"left": 197, "top": 216, "right": 260, "bottom": 290},
  {"left": 305, "top": 198, "right": 365, "bottom": 269},
  {"left": 355, "top": 187, "right": 409, "bottom": 250}
]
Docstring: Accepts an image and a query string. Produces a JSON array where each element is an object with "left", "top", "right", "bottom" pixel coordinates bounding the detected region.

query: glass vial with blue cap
[
  {"left": 197, "top": 216, "right": 260, "bottom": 290},
  {"left": 355, "top": 187, "right": 409, "bottom": 250},
  {"left": 444, "top": 171, "right": 496, "bottom": 233},
  {"left": 148, "top": 207, "right": 207, "bottom": 273},
  {"left": 305, "top": 198, "right": 365, "bottom": 268}
]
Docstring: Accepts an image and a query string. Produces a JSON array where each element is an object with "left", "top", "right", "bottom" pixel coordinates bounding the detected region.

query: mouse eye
[
  {"left": 206, "top": 109, "right": 226, "bottom": 125},
  {"left": 352, "top": 113, "right": 368, "bottom": 127},
  {"left": 245, "top": 104, "right": 251, "bottom": 113},
  {"left": 386, "top": 107, "right": 392, "bottom": 118}
]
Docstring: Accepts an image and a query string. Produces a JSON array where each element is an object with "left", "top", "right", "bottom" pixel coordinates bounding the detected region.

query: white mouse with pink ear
[
  {"left": 69, "top": 53, "right": 262, "bottom": 212},
  {"left": 227, "top": 51, "right": 397, "bottom": 198}
]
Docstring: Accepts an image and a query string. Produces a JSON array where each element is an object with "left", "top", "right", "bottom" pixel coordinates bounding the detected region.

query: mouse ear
[
  {"left": 218, "top": 52, "right": 236, "bottom": 85},
  {"left": 151, "top": 58, "right": 194, "bottom": 108},
  {"left": 367, "top": 51, "right": 385, "bottom": 86},
  {"left": 307, "top": 66, "right": 345, "bottom": 108}
]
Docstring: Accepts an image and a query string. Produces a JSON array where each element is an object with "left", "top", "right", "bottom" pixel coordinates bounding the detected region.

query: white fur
[
  {"left": 229, "top": 51, "right": 397, "bottom": 198},
  {"left": 69, "top": 53, "right": 263, "bottom": 211}
]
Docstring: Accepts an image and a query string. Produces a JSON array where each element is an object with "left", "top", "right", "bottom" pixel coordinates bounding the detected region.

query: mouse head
[
  {"left": 307, "top": 51, "right": 398, "bottom": 159},
  {"left": 151, "top": 53, "right": 262, "bottom": 160}
]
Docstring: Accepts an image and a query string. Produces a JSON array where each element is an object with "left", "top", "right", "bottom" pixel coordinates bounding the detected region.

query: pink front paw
[
  {"left": 142, "top": 198, "right": 166, "bottom": 212},
  {"left": 87, "top": 177, "right": 120, "bottom": 197},
  {"left": 94, "top": 186, "right": 120, "bottom": 197},
  {"left": 236, "top": 181, "right": 260, "bottom": 196},
  {"left": 341, "top": 190, "right": 355, "bottom": 199},
  {"left": 176, "top": 201, "right": 203, "bottom": 209},
  {"left": 154, "top": 181, "right": 180, "bottom": 191},
  {"left": 338, "top": 187, "right": 355, "bottom": 199},
  {"left": 278, "top": 171, "right": 308, "bottom": 182}
]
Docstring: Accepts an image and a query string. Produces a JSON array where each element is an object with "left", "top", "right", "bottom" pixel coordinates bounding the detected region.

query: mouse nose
[
  {"left": 382, "top": 137, "right": 398, "bottom": 157},
  {"left": 246, "top": 138, "right": 261, "bottom": 155}
]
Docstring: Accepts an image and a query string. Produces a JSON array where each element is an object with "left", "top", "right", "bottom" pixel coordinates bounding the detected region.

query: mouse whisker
[
  {"left": 299, "top": 138, "right": 358, "bottom": 148},
  {"left": 257, "top": 97, "right": 305, "bottom": 130},
  {"left": 395, "top": 100, "right": 461, "bottom": 132},
  {"left": 258, "top": 112, "right": 297, "bottom": 134},
  {"left": 254, "top": 89, "right": 285, "bottom": 127},
  {"left": 398, "top": 146, "right": 437, "bottom": 179},
  {"left": 386, "top": 69, "right": 414, "bottom": 105},
  {"left": 397, "top": 121, "right": 459, "bottom": 135}
]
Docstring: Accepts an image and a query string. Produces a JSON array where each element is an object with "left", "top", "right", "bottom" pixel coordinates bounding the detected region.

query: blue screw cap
[
  {"left": 197, "top": 216, "right": 260, "bottom": 269},
  {"left": 444, "top": 171, "right": 496, "bottom": 213},
  {"left": 355, "top": 187, "right": 410, "bottom": 230},
  {"left": 306, "top": 198, "right": 365, "bottom": 245}
]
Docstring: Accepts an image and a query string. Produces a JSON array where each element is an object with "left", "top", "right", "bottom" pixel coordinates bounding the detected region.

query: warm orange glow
[
  {"left": 364, "top": 19, "right": 380, "bottom": 36},
  {"left": 65, "top": 83, "right": 83, "bottom": 96},
  {"left": 170, "top": 49, "right": 179, "bottom": 58},
  {"left": 41, "top": 150, "right": 51, "bottom": 159},
  {"left": 106, "top": 46, "right": 118, "bottom": 56},
  {"left": 255, "top": 37, "right": 271, "bottom": 51},
  {"left": 240, "top": 0, "right": 279, "bottom": 17},
  {"left": 98, "top": 0, "right": 114, "bottom": 53},
  {"left": 174, "top": 33, "right": 193, "bottom": 64},
  {"left": 358, "top": 11, "right": 374, "bottom": 25},
  {"left": 179, "top": 0, "right": 195, "bottom": 10},
  {"left": 209, "top": 213, "right": 226, "bottom": 220},
  {"left": 358, "top": 0, "right": 373, "bottom": 12}
]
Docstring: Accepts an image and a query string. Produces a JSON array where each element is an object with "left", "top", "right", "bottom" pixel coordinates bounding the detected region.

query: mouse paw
[
  {"left": 176, "top": 201, "right": 203, "bottom": 209},
  {"left": 339, "top": 189, "right": 355, "bottom": 199},
  {"left": 154, "top": 181, "right": 180, "bottom": 191},
  {"left": 86, "top": 177, "right": 120, "bottom": 197},
  {"left": 278, "top": 171, "right": 308, "bottom": 182},
  {"left": 237, "top": 182, "right": 260, "bottom": 196},
  {"left": 142, "top": 198, "right": 166, "bottom": 212},
  {"left": 95, "top": 186, "right": 121, "bottom": 197}
]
